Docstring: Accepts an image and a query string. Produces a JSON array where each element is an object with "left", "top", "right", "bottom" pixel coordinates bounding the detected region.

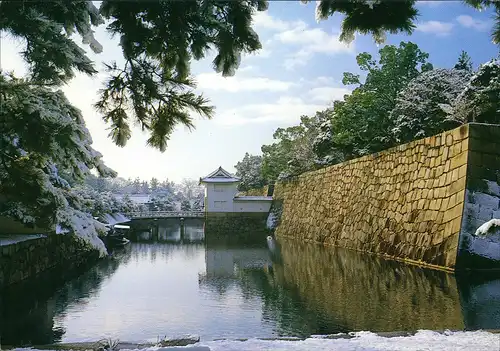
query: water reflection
[
  {"left": 1, "top": 223, "right": 500, "bottom": 346},
  {"left": 132, "top": 218, "right": 204, "bottom": 244},
  {"left": 457, "top": 271, "right": 500, "bottom": 330},
  {"left": 0, "top": 246, "right": 130, "bottom": 346},
  {"left": 271, "top": 240, "right": 463, "bottom": 333}
]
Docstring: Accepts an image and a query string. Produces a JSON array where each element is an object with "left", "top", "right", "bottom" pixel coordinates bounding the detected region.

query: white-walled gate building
[{"left": 199, "top": 166, "right": 272, "bottom": 214}]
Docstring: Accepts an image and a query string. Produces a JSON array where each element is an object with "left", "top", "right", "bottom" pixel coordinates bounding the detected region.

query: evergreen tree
[
  {"left": 132, "top": 177, "right": 141, "bottom": 194},
  {"left": 180, "top": 199, "right": 192, "bottom": 212},
  {"left": 454, "top": 51, "right": 473, "bottom": 72},
  {"left": 261, "top": 112, "right": 328, "bottom": 181},
  {"left": 234, "top": 153, "right": 266, "bottom": 191},
  {"left": 390, "top": 68, "right": 471, "bottom": 143},
  {"left": 150, "top": 177, "right": 159, "bottom": 192},
  {"left": 2, "top": 1, "right": 497, "bottom": 155},
  {"left": 444, "top": 58, "right": 500, "bottom": 125},
  {"left": 0, "top": 0, "right": 268, "bottom": 151},
  {"left": 141, "top": 180, "right": 150, "bottom": 194},
  {"left": 314, "top": 42, "right": 433, "bottom": 162},
  {"left": 306, "top": 0, "right": 500, "bottom": 45},
  {"left": 0, "top": 74, "right": 114, "bottom": 255}
]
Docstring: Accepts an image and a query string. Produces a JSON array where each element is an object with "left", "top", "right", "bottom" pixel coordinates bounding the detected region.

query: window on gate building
[{"left": 214, "top": 184, "right": 225, "bottom": 192}]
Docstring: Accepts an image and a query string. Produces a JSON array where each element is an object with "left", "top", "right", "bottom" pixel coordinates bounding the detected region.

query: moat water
[{"left": 1, "top": 219, "right": 500, "bottom": 346}]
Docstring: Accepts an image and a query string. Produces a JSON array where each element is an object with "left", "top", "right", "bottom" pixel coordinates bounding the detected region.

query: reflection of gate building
[{"left": 202, "top": 247, "right": 273, "bottom": 277}]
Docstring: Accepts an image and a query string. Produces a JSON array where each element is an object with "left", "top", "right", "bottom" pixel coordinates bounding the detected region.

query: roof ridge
[{"left": 200, "top": 166, "right": 241, "bottom": 183}]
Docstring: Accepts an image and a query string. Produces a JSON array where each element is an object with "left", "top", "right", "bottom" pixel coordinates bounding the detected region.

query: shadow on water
[
  {"left": 1, "top": 221, "right": 500, "bottom": 346},
  {"left": 0, "top": 245, "right": 131, "bottom": 346}
]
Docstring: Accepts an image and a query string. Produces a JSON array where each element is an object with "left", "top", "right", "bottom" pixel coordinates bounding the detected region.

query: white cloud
[
  {"left": 276, "top": 26, "right": 353, "bottom": 54},
  {"left": 416, "top": 20, "right": 454, "bottom": 36},
  {"left": 306, "top": 86, "right": 351, "bottom": 103},
  {"left": 244, "top": 47, "right": 272, "bottom": 59},
  {"left": 276, "top": 25, "right": 354, "bottom": 69},
  {"left": 252, "top": 11, "right": 305, "bottom": 32},
  {"left": 456, "top": 15, "right": 491, "bottom": 31},
  {"left": 195, "top": 72, "right": 295, "bottom": 93},
  {"left": 251, "top": 12, "right": 354, "bottom": 70},
  {"left": 284, "top": 49, "right": 312, "bottom": 70},
  {"left": 312, "top": 76, "right": 334, "bottom": 86},
  {"left": 215, "top": 96, "right": 326, "bottom": 126},
  {"left": 238, "top": 65, "right": 258, "bottom": 73},
  {"left": 416, "top": 1, "right": 450, "bottom": 7}
]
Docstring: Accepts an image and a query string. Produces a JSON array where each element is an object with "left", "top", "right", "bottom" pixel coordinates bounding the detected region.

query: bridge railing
[{"left": 126, "top": 211, "right": 205, "bottom": 218}]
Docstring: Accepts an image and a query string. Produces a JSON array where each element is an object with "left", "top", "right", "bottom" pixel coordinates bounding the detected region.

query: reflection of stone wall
[
  {"left": 205, "top": 213, "right": 269, "bottom": 244},
  {"left": 0, "top": 235, "right": 97, "bottom": 287},
  {"left": 274, "top": 239, "right": 465, "bottom": 332},
  {"left": 274, "top": 124, "right": 500, "bottom": 270}
]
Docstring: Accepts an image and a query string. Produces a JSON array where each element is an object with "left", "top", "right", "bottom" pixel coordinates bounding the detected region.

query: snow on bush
[
  {"left": 391, "top": 68, "right": 470, "bottom": 143},
  {"left": 443, "top": 59, "right": 500, "bottom": 125},
  {"left": 56, "top": 207, "right": 108, "bottom": 257},
  {"left": 0, "top": 74, "right": 116, "bottom": 255}
]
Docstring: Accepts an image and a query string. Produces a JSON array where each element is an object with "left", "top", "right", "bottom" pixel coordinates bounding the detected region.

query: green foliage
[
  {"left": 234, "top": 153, "right": 267, "bottom": 191},
  {"left": 445, "top": 58, "right": 500, "bottom": 125},
  {"left": 261, "top": 112, "right": 328, "bottom": 181},
  {"left": 307, "top": 0, "right": 500, "bottom": 46},
  {"left": 454, "top": 51, "right": 474, "bottom": 72},
  {"left": 317, "top": 42, "right": 433, "bottom": 161},
  {"left": 390, "top": 69, "right": 471, "bottom": 144},
  {"left": 309, "top": 0, "right": 419, "bottom": 44},
  {"left": 0, "top": 74, "right": 114, "bottom": 229},
  {"left": 0, "top": 0, "right": 269, "bottom": 152}
]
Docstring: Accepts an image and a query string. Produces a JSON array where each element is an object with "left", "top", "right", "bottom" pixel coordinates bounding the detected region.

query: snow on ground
[
  {"left": 8, "top": 330, "right": 499, "bottom": 351},
  {"left": 0, "top": 234, "right": 46, "bottom": 246},
  {"left": 198, "top": 330, "right": 498, "bottom": 351}
]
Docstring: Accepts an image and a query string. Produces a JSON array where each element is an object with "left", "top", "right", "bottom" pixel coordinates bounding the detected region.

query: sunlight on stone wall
[{"left": 274, "top": 124, "right": 500, "bottom": 270}]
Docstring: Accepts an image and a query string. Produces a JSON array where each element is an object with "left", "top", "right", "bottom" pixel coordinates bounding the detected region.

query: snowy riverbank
[{"left": 8, "top": 330, "right": 499, "bottom": 351}]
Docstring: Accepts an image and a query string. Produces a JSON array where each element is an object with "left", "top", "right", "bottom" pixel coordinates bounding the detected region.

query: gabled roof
[{"left": 200, "top": 166, "right": 241, "bottom": 184}]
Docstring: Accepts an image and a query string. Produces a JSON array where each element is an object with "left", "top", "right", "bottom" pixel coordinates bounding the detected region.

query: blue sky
[{"left": 1, "top": 1, "right": 498, "bottom": 182}]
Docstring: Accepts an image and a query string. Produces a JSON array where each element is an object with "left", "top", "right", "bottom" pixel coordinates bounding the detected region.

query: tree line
[
  {"left": 234, "top": 44, "right": 500, "bottom": 192},
  {"left": 84, "top": 175, "right": 205, "bottom": 213}
]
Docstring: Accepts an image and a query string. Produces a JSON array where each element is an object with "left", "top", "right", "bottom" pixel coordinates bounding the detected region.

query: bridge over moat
[{"left": 126, "top": 211, "right": 205, "bottom": 220}]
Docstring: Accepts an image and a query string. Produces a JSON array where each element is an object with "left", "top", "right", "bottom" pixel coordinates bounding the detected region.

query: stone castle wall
[
  {"left": 0, "top": 234, "right": 98, "bottom": 287},
  {"left": 273, "top": 124, "right": 500, "bottom": 271}
]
